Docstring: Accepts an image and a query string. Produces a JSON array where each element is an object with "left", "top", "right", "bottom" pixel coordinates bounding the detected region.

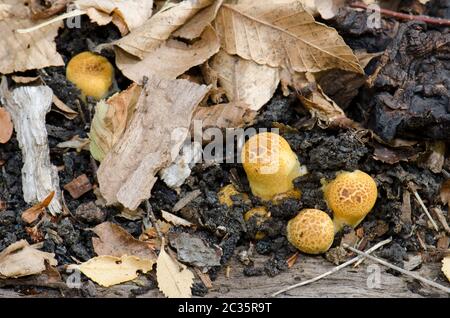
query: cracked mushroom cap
[
  {"left": 241, "top": 132, "right": 303, "bottom": 201},
  {"left": 323, "top": 170, "right": 377, "bottom": 231},
  {"left": 286, "top": 209, "right": 334, "bottom": 254},
  {"left": 66, "top": 51, "right": 114, "bottom": 101}
]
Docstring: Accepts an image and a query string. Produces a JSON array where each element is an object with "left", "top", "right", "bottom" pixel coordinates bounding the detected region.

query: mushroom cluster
[{"left": 238, "top": 132, "right": 378, "bottom": 255}]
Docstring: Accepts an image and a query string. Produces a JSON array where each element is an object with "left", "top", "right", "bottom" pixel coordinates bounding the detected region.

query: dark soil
[{"left": 1, "top": 3, "right": 449, "bottom": 297}]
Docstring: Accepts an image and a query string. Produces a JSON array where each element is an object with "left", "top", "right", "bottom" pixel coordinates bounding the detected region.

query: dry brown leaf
[
  {"left": 92, "top": 222, "right": 157, "bottom": 262},
  {"left": 75, "top": 0, "right": 153, "bottom": 35},
  {"left": 0, "top": 107, "right": 13, "bottom": 144},
  {"left": 71, "top": 255, "right": 153, "bottom": 287},
  {"left": 11, "top": 75, "right": 40, "bottom": 84},
  {"left": 97, "top": 75, "right": 209, "bottom": 210},
  {"left": 208, "top": 50, "right": 279, "bottom": 111},
  {"left": 157, "top": 244, "right": 194, "bottom": 298},
  {"left": 192, "top": 101, "right": 256, "bottom": 142},
  {"left": 443, "top": 256, "right": 450, "bottom": 283},
  {"left": 299, "top": 83, "right": 351, "bottom": 126},
  {"left": 21, "top": 191, "right": 55, "bottom": 224},
  {"left": 440, "top": 179, "right": 450, "bottom": 207},
  {"left": 0, "top": 240, "right": 57, "bottom": 278},
  {"left": 173, "top": 0, "right": 223, "bottom": 40},
  {"left": 30, "top": 0, "right": 68, "bottom": 20},
  {"left": 214, "top": 0, "right": 363, "bottom": 74},
  {"left": 115, "top": 0, "right": 214, "bottom": 59},
  {"left": 116, "top": 26, "right": 220, "bottom": 83},
  {"left": 282, "top": 70, "right": 352, "bottom": 126},
  {"left": 90, "top": 83, "right": 142, "bottom": 161},
  {"left": 0, "top": 2, "right": 30, "bottom": 20},
  {"left": 52, "top": 95, "right": 78, "bottom": 120},
  {"left": 0, "top": 0, "right": 64, "bottom": 74},
  {"left": 161, "top": 210, "right": 194, "bottom": 228},
  {"left": 56, "top": 135, "right": 90, "bottom": 152}
]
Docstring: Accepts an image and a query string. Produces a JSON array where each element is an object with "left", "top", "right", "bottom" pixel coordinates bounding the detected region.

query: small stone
[{"left": 75, "top": 202, "right": 106, "bottom": 224}]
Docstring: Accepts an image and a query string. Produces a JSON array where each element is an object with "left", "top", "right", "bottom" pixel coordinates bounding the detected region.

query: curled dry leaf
[
  {"left": 115, "top": 0, "right": 214, "bottom": 59},
  {"left": 287, "top": 72, "right": 353, "bottom": 127},
  {"left": 0, "top": 107, "right": 13, "bottom": 143},
  {"left": 0, "top": 240, "right": 57, "bottom": 278},
  {"left": 70, "top": 255, "right": 153, "bottom": 287},
  {"left": 173, "top": 0, "right": 223, "bottom": 40},
  {"left": 97, "top": 75, "right": 209, "bottom": 210},
  {"left": 192, "top": 101, "right": 257, "bottom": 142},
  {"left": 0, "top": 0, "right": 64, "bottom": 74},
  {"left": 157, "top": 243, "right": 194, "bottom": 298},
  {"left": 208, "top": 50, "right": 280, "bottom": 111},
  {"left": 21, "top": 191, "right": 55, "bottom": 224},
  {"left": 52, "top": 95, "right": 78, "bottom": 120},
  {"left": 116, "top": 26, "right": 220, "bottom": 83},
  {"left": 214, "top": 0, "right": 363, "bottom": 74},
  {"left": 75, "top": 0, "right": 153, "bottom": 35},
  {"left": 56, "top": 135, "right": 90, "bottom": 152},
  {"left": 30, "top": 0, "right": 69, "bottom": 20},
  {"left": 90, "top": 83, "right": 142, "bottom": 161},
  {"left": 92, "top": 222, "right": 157, "bottom": 262}
]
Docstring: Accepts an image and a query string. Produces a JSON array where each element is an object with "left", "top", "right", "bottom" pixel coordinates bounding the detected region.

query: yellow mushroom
[
  {"left": 323, "top": 170, "right": 377, "bottom": 232},
  {"left": 241, "top": 132, "right": 305, "bottom": 201},
  {"left": 244, "top": 206, "right": 271, "bottom": 240},
  {"left": 66, "top": 51, "right": 114, "bottom": 101},
  {"left": 217, "top": 184, "right": 250, "bottom": 207},
  {"left": 286, "top": 209, "right": 334, "bottom": 254}
]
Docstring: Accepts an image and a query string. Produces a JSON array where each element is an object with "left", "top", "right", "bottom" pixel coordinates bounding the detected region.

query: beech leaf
[
  {"left": 157, "top": 244, "right": 194, "bottom": 298},
  {"left": 214, "top": 0, "right": 363, "bottom": 74}
]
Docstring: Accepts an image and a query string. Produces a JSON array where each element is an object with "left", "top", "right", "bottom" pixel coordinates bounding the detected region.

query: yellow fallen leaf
[
  {"left": 157, "top": 245, "right": 194, "bottom": 298},
  {"left": 443, "top": 256, "right": 450, "bottom": 283},
  {"left": 73, "top": 255, "right": 154, "bottom": 287}
]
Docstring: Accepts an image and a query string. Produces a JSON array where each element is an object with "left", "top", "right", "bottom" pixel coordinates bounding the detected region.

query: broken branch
[
  {"left": 272, "top": 238, "right": 392, "bottom": 297},
  {"left": 350, "top": 1, "right": 450, "bottom": 26},
  {"left": 344, "top": 244, "right": 450, "bottom": 294}
]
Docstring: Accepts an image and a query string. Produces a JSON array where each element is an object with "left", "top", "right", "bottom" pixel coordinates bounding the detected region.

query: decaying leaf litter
[{"left": 0, "top": 0, "right": 449, "bottom": 298}]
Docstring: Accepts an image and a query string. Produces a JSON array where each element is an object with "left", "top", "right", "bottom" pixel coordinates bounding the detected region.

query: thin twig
[
  {"left": 271, "top": 238, "right": 392, "bottom": 297},
  {"left": 344, "top": 244, "right": 450, "bottom": 294},
  {"left": 350, "top": 1, "right": 450, "bottom": 26},
  {"left": 16, "top": 9, "right": 87, "bottom": 33},
  {"left": 411, "top": 188, "right": 439, "bottom": 232},
  {"left": 145, "top": 200, "right": 163, "bottom": 239}
]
